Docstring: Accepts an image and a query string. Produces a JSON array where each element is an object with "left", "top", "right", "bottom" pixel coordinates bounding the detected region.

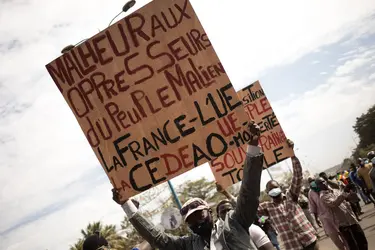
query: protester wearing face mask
[
  {"left": 258, "top": 140, "right": 319, "bottom": 250},
  {"left": 112, "top": 122, "right": 263, "bottom": 250},
  {"left": 315, "top": 177, "right": 368, "bottom": 250},
  {"left": 308, "top": 181, "right": 349, "bottom": 250},
  {"left": 215, "top": 184, "right": 274, "bottom": 250}
]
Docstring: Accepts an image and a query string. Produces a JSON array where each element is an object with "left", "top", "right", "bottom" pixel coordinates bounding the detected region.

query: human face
[
  {"left": 320, "top": 173, "right": 328, "bottom": 181},
  {"left": 266, "top": 181, "right": 283, "bottom": 203},
  {"left": 186, "top": 209, "right": 213, "bottom": 237},
  {"left": 316, "top": 178, "right": 329, "bottom": 191},
  {"left": 218, "top": 203, "right": 232, "bottom": 221}
]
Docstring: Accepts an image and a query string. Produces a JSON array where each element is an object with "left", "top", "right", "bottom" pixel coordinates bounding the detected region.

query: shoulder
[
  {"left": 249, "top": 224, "right": 270, "bottom": 247},
  {"left": 259, "top": 201, "right": 272, "bottom": 208},
  {"left": 249, "top": 224, "right": 264, "bottom": 236}
]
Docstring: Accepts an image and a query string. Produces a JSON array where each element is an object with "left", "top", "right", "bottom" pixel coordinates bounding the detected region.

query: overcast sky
[{"left": 1, "top": 0, "right": 375, "bottom": 249}]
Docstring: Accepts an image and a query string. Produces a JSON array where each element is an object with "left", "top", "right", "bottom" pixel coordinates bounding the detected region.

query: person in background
[
  {"left": 113, "top": 122, "right": 263, "bottom": 250},
  {"left": 82, "top": 232, "right": 110, "bottom": 250},
  {"left": 368, "top": 151, "right": 375, "bottom": 165},
  {"left": 258, "top": 140, "right": 319, "bottom": 250},
  {"left": 316, "top": 177, "right": 368, "bottom": 250},
  {"left": 309, "top": 181, "right": 348, "bottom": 250},
  {"left": 216, "top": 183, "right": 274, "bottom": 250},
  {"left": 299, "top": 189, "right": 320, "bottom": 234},
  {"left": 256, "top": 215, "right": 281, "bottom": 250},
  {"left": 319, "top": 172, "right": 340, "bottom": 190},
  {"left": 344, "top": 183, "right": 363, "bottom": 221},
  {"left": 368, "top": 151, "right": 375, "bottom": 196},
  {"left": 349, "top": 164, "right": 372, "bottom": 205},
  {"left": 356, "top": 159, "right": 375, "bottom": 206}
]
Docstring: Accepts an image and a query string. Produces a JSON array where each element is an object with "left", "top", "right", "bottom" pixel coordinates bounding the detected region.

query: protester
[
  {"left": 256, "top": 215, "right": 281, "bottom": 250},
  {"left": 215, "top": 183, "right": 274, "bottom": 250},
  {"left": 258, "top": 140, "right": 319, "bottom": 250},
  {"left": 368, "top": 151, "right": 375, "bottom": 165},
  {"left": 319, "top": 172, "right": 341, "bottom": 190},
  {"left": 356, "top": 160, "right": 375, "bottom": 205},
  {"left": 368, "top": 151, "right": 375, "bottom": 190},
  {"left": 344, "top": 183, "right": 363, "bottom": 221},
  {"left": 315, "top": 177, "right": 368, "bottom": 250},
  {"left": 113, "top": 122, "right": 263, "bottom": 250},
  {"left": 349, "top": 164, "right": 372, "bottom": 205},
  {"left": 309, "top": 181, "right": 348, "bottom": 250},
  {"left": 82, "top": 232, "right": 109, "bottom": 250},
  {"left": 299, "top": 190, "right": 320, "bottom": 234}
]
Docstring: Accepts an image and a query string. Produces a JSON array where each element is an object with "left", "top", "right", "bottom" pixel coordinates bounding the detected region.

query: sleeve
[
  {"left": 357, "top": 169, "right": 362, "bottom": 179},
  {"left": 320, "top": 191, "right": 347, "bottom": 208},
  {"left": 308, "top": 191, "right": 318, "bottom": 215},
  {"left": 249, "top": 224, "right": 271, "bottom": 248},
  {"left": 289, "top": 157, "right": 303, "bottom": 202},
  {"left": 233, "top": 145, "right": 263, "bottom": 230},
  {"left": 257, "top": 202, "right": 269, "bottom": 217},
  {"left": 122, "top": 201, "right": 188, "bottom": 250}
]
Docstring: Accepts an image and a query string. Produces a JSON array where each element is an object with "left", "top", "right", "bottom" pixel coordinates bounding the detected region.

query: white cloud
[
  {"left": 369, "top": 72, "right": 375, "bottom": 80},
  {"left": 1, "top": 0, "right": 375, "bottom": 249},
  {"left": 311, "top": 60, "right": 320, "bottom": 65},
  {"left": 335, "top": 57, "right": 371, "bottom": 76},
  {"left": 320, "top": 72, "right": 328, "bottom": 75},
  {"left": 273, "top": 46, "right": 375, "bottom": 170}
]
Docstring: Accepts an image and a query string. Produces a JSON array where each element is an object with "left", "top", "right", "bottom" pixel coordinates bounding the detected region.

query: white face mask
[{"left": 268, "top": 187, "right": 282, "bottom": 197}]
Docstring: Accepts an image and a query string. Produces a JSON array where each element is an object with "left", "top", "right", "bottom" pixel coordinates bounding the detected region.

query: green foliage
[
  {"left": 177, "top": 178, "right": 216, "bottom": 204},
  {"left": 353, "top": 105, "right": 375, "bottom": 148},
  {"left": 70, "top": 221, "right": 124, "bottom": 250},
  {"left": 352, "top": 105, "right": 375, "bottom": 159}
]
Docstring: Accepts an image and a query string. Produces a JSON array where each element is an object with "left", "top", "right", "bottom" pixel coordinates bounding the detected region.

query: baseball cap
[
  {"left": 180, "top": 198, "right": 210, "bottom": 222},
  {"left": 82, "top": 234, "right": 109, "bottom": 250}
]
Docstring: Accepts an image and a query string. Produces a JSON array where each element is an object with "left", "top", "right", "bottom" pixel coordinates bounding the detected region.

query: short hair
[
  {"left": 82, "top": 234, "right": 108, "bottom": 250},
  {"left": 216, "top": 200, "right": 232, "bottom": 215},
  {"left": 266, "top": 180, "right": 279, "bottom": 191},
  {"left": 319, "top": 172, "right": 327, "bottom": 177}
]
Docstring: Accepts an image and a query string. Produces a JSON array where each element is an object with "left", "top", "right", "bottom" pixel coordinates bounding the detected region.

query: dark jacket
[{"left": 129, "top": 151, "right": 264, "bottom": 250}]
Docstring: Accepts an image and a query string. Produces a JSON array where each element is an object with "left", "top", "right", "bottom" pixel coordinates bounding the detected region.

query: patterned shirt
[
  {"left": 258, "top": 157, "right": 317, "bottom": 250},
  {"left": 319, "top": 188, "right": 357, "bottom": 227}
]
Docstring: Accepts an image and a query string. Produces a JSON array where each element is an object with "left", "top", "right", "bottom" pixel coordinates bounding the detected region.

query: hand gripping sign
[{"left": 210, "top": 81, "right": 294, "bottom": 189}]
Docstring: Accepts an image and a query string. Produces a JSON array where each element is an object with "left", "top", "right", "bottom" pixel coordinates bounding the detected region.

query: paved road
[{"left": 316, "top": 203, "right": 375, "bottom": 249}]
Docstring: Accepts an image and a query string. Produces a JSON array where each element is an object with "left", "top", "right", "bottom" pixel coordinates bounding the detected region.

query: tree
[
  {"left": 353, "top": 104, "right": 375, "bottom": 158},
  {"left": 69, "top": 239, "right": 83, "bottom": 250},
  {"left": 177, "top": 178, "right": 216, "bottom": 204},
  {"left": 70, "top": 221, "right": 124, "bottom": 250},
  {"left": 341, "top": 158, "right": 354, "bottom": 170}
]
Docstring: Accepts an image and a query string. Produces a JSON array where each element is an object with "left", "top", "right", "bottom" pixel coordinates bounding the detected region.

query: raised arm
[
  {"left": 320, "top": 191, "right": 348, "bottom": 208},
  {"left": 289, "top": 147, "right": 303, "bottom": 202},
  {"left": 234, "top": 145, "right": 263, "bottom": 229},
  {"left": 233, "top": 121, "right": 263, "bottom": 230},
  {"left": 112, "top": 190, "right": 189, "bottom": 250}
]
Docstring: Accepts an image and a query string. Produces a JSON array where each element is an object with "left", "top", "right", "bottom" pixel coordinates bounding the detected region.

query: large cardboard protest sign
[
  {"left": 45, "top": 0, "right": 249, "bottom": 200},
  {"left": 210, "top": 81, "right": 294, "bottom": 188}
]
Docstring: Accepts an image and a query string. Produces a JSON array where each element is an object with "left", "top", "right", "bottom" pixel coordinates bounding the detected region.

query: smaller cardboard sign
[{"left": 209, "top": 81, "right": 294, "bottom": 188}]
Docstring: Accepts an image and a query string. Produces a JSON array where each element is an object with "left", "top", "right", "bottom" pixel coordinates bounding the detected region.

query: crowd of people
[{"left": 81, "top": 122, "right": 375, "bottom": 250}]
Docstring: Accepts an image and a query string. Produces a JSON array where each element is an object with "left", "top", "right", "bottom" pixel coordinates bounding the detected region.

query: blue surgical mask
[{"left": 268, "top": 187, "right": 282, "bottom": 197}]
